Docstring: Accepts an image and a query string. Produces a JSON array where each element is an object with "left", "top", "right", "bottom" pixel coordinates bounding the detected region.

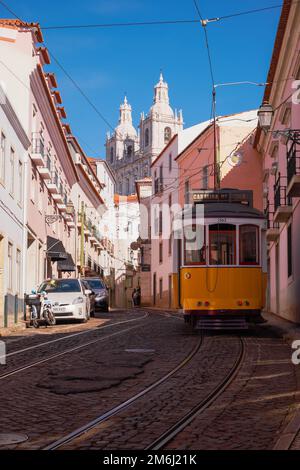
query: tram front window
[
  {"left": 240, "top": 225, "right": 259, "bottom": 264},
  {"left": 209, "top": 224, "right": 236, "bottom": 265},
  {"left": 184, "top": 225, "right": 205, "bottom": 265}
]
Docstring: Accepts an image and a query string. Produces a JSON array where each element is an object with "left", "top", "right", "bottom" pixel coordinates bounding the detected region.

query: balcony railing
[
  {"left": 287, "top": 142, "right": 300, "bottom": 197},
  {"left": 274, "top": 173, "right": 292, "bottom": 223},
  {"left": 32, "top": 134, "right": 45, "bottom": 157}
]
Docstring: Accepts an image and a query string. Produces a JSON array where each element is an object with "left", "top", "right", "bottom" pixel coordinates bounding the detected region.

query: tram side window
[
  {"left": 184, "top": 225, "right": 205, "bottom": 265},
  {"left": 209, "top": 224, "right": 236, "bottom": 265},
  {"left": 239, "top": 225, "right": 259, "bottom": 265}
]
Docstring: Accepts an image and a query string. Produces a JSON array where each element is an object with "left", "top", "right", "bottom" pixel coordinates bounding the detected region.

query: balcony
[
  {"left": 31, "top": 134, "right": 45, "bottom": 166},
  {"left": 265, "top": 203, "right": 280, "bottom": 242},
  {"left": 287, "top": 142, "right": 300, "bottom": 197},
  {"left": 38, "top": 154, "right": 51, "bottom": 179},
  {"left": 45, "top": 171, "right": 59, "bottom": 193},
  {"left": 274, "top": 174, "right": 292, "bottom": 223}
]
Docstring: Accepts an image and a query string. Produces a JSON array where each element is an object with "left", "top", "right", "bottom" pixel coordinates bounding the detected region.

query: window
[
  {"left": 10, "top": 147, "right": 15, "bottom": 195},
  {"left": 202, "top": 165, "right": 208, "bottom": 189},
  {"left": 239, "top": 225, "right": 259, "bottom": 265},
  {"left": 8, "top": 242, "right": 13, "bottom": 290},
  {"left": 169, "top": 153, "right": 172, "bottom": 172},
  {"left": 145, "top": 128, "right": 149, "bottom": 147},
  {"left": 127, "top": 145, "right": 133, "bottom": 157},
  {"left": 110, "top": 147, "right": 114, "bottom": 163},
  {"left": 168, "top": 193, "right": 172, "bottom": 207},
  {"left": 0, "top": 132, "right": 6, "bottom": 183},
  {"left": 17, "top": 161, "right": 23, "bottom": 205},
  {"left": 159, "top": 241, "right": 163, "bottom": 263},
  {"left": 16, "top": 249, "right": 21, "bottom": 294},
  {"left": 164, "top": 127, "right": 172, "bottom": 143},
  {"left": 159, "top": 205, "right": 163, "bottom": 235},
  {"left": 209, "top": 224, "right": 236, "bottom": 265},
  {"left": 184, "top": 180, "right": 190, "bottom": 205},
  {"left": 159, "top": 278, "right": 163, "bottom": 299},
  {"left": 288, "top": 223, "right": 292, "bottom": 277},
  {"left": 168, "top": 233, "right": 172, "bottom": 256},
  {"left": 184, "top": 225, "right": 206, "bottom": 265}
]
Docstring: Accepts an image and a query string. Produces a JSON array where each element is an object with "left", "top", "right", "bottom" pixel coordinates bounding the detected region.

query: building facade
[
  {"left": 106, "top": 74, "right": 183, "bottom": 195},
  {"left": 255, "top": 0, "right": 300, "bottom": 323}
]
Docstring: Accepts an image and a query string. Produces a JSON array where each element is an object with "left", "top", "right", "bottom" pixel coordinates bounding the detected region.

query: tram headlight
[{"left": 184, "top": 273, "right": 191, "bottom": 280}]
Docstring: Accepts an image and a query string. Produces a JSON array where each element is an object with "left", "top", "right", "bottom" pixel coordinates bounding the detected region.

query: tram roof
[{"left": 178, "top": 202, "right": 265, "bottom": 220}]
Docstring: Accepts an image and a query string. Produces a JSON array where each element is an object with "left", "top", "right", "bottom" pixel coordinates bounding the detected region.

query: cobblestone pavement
[
  {"left": 0, "top": 310, "right": 199, "bottom": 449},
  {"left": 0, "top": 312, "right": 298, "bottom": 450}
]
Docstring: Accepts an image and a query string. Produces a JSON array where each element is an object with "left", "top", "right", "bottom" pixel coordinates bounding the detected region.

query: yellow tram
[{"left": 173, "top": 189, "right": 267, "bottom": 329}]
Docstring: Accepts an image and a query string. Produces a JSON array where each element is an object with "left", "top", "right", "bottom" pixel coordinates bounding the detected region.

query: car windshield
[
  {"left": 85, "top": 279, "right": 105, "bottom": 290},
  {"left": 39, "top": 279, "right": 81, "bottom": 293}
]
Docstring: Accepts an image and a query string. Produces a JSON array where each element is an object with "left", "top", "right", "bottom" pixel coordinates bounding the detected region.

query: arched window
[
  {"left": 164, "top": 127, "right": 172, "bottom": 143},
  {"left": 110, "top": 147, "right": 114, "bottom": 163},
  {"left": 145, "top": 128, "right": 149, "bottom": 147},
  {"left": 127, "top": 145, "right": 133, "bottom": 157}
]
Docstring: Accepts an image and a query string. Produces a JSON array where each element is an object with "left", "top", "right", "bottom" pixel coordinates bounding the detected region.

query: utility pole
[
  {"left": 80, "top": 201, "right": 85, "bottom": 276},
  {"left": 212, "top": 86, "right": 219, "bottom": 190}
]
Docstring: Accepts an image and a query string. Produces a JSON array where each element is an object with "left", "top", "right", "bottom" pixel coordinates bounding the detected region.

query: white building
[
  {"left": 106, "top": 74, "right": 183, "bottom": 195},
  {"left": 0, "top": 86, "right": 30, "bottom": 327}
]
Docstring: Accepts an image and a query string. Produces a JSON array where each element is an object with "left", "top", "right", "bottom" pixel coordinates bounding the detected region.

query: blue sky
[{"left": 1, "top": 1, "right": 281, "bottom": 156}]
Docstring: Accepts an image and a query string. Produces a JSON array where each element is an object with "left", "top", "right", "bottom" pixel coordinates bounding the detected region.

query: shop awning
[
  {"left": 46, "top": 236, "right": 68, "bottom": 261},
  {"left": 57, "top": 253, "right": 76, "bottom": 272}
]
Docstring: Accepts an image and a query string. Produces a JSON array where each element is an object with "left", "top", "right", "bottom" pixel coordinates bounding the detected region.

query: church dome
[{"left": 150, "top": 73, "right": 174, "bottom": 117}]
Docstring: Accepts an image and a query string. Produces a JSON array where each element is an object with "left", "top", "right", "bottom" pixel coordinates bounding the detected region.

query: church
[{"left": 106, "top": 74, "right": 183, "bottom": 195}]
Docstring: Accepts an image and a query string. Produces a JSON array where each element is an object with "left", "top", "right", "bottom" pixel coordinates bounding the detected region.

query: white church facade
[{"left": 106, "top": 74, "right": 183, "bottom": 195}]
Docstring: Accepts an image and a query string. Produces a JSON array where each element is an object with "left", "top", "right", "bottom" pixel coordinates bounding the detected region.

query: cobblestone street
[{"left": 0, "top": 309, "right": 299, "bottom": 450}]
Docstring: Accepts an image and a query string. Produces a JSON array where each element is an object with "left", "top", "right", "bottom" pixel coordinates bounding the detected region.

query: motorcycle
[{"left": 25, "top": 290, "right": 56, "bottom": 328}]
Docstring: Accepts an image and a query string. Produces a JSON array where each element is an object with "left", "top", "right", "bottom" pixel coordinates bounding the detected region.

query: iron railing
[
  {"left": 274, "top": 173, "right": 292, "bottom": 212},
  {"left": 287, "top": 141, "right": 300, "bottom": 185},
  {"left": 32, "top": 134, "right": 45, "bottom": 157}
]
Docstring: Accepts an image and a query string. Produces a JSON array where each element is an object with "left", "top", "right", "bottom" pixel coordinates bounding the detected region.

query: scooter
[{"left": 25, "top": 290, "right": 56, "bottom": 328}]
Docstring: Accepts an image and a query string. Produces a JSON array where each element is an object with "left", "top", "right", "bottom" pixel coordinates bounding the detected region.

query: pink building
[
  {"left": 0, "top": 20, "right": 79, "bottom": 294},
  {"left": 255, "top": 0, "right": 300, "bottom": 323},
  {"left": 176, "top": 111, "right": 263, "bottom": 211}
]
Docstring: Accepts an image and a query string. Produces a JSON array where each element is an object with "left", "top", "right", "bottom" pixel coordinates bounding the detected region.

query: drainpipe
[
  {"left": 80, "top": 201, "right": 85, "bottom": 276},
  {"left": 22, "top": 154, "right": 29, "bottom": 320}
]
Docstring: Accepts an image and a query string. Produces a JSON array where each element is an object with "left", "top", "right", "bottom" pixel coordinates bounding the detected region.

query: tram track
[
  {"left": 43, "top": 334, "right": 203, "bottom": 450},
  {"left": 0, "top": 313, "right": 148, "bottom": 380},
  {"left": 146, "top": 337, "right": 245, "bottom": 450}
]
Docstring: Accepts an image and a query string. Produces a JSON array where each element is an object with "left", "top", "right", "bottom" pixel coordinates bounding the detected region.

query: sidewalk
[
  {"left": 0, "top": 321, "right": 26, "bottom": 338},
  {"left": 262, "top": 311, "right": 300, "bottom": 450}
]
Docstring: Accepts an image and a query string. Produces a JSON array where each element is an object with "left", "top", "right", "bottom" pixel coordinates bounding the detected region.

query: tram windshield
[
  {"left": 184, "top": 225, "right": 205, "bottom": 265},
  {"left": 239, "top": 225, "right": 259, "bottom": 264},
  {"left": 209, "top": 224, "right": 236, "bottom": 265}
]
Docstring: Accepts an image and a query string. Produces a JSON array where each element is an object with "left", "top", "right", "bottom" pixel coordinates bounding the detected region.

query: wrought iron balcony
[
  {"left": 274, "top": 174, "right": 292, "bottom": 223},
  {"left": 287, "top": 141, "right": 300, "bottom": 197},
  {"left": 31, "top": 134, "right": 45, "bottom": 166},
  {"left": 265, "top": 202, "right": 279, "bottom": 242},
  {"left": 38, "top": 153, "right": 51, "bottom": 179}
]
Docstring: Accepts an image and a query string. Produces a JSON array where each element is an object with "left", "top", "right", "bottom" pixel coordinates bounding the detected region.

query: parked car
[
  {"left": 82, "top": 277, "right": 109, "bottom": 313},
  {"left": 38, "top": 279, "right": 92, "bottom": 322}
]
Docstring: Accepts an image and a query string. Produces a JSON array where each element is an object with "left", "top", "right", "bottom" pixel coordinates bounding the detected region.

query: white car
[{"left": 38, "top": 279, "right": 92, "bottom": 322}]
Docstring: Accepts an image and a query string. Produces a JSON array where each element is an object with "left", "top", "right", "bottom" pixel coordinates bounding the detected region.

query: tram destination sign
[{"left": 192, "top": 190, "right": 253, "bottom": 206}]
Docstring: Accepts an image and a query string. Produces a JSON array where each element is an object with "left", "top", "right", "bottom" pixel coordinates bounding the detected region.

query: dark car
[{"left": 82, "top": 278, "right": 109, "bottom": 314}]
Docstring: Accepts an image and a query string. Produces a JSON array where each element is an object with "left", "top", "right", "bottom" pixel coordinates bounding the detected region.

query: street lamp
[
  {"left": 257, "top": 101, "right": 274, "bottom": 131},
  {"left": 258, "top": 101, "right": 300, "bottom": 144}
]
